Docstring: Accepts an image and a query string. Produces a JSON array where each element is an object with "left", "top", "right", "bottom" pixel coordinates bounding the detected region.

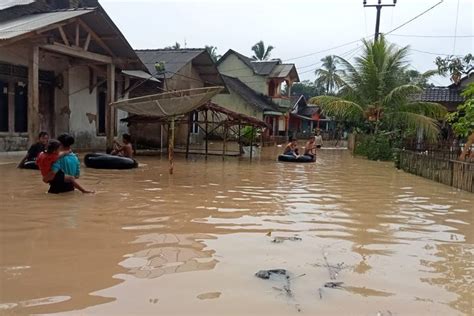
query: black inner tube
[
  {"left": 278, "top": 154, "right": 315, "bottom": 163},
  {"left": 84, "top": 153, "right": 138, "bottom": 169}
]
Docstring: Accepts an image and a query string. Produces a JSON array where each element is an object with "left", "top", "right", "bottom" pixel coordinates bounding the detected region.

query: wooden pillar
[
  {"left": 205, "top": 109, "right": 209, "bottom": 159},
  {"left": 185, "top": 113, "right": 191, "bottom": 159},
  {"left": 238, "top": 121, "right": 242, "bottom": 156},
  {"left": 222, "top": 123, "right": 227, "bottom": 160},
  {"left": 106, "top": 63, "right": 115, "bottom": 152},
  {"left": 249, "top": 126, "right": 254, "bottom": 161},
  {"left": 169, "top": 117, "right": 175, "bottom": 174},
  {"left": 27, "top": 45, "right": 39, "bottom": 145},
  {"left": 8, "top": 81, "right": 14, "bottom": 133}
]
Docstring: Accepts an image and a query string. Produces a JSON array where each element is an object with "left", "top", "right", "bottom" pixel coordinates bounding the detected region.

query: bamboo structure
[
  {"left": 399, "top": 150, "right": 473, "bottom": 193},
  {"left": 168, "top": 117, "right": 175, "bottom": 174}
]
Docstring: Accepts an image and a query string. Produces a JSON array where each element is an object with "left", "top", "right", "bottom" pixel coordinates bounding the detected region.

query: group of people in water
[
  {"left": 18, "top": 132, "right": 134, "bottom": 194},
  {"left": 283, "top": 130, "right": 323, "bottom": 160}
]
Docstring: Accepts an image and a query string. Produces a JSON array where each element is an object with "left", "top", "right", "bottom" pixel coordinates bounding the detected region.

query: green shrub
[{"left": 354, "top": 134, "right": 394, "bottom": 161}]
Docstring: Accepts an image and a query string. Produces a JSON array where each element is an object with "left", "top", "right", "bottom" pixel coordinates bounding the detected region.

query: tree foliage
[
  {"left": 435, "top": 54, "right": 473, "bottom": 84},
  {"left": 205, "top": 45, "right": 221, "bottom": 62},
  {"left": 251, "top": 41, "right": 274, "bottom": 61},
  {"left": 290, "top": 80, "right": 325, "bottom": 99},
  {"left": 308, "top": 36, "right": 446, "bottom": 141},
  {"left": 315, "top": 55, "right": 345, "bottom": 95},
  {"left": 164, "top": 42, "right": 181, "bottom": 50}
]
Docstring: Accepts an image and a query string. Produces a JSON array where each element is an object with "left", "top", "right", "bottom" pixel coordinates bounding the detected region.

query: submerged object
[
  {"left": 84, "top": 153, "right": 138, "bottom": 169},
  {"left": 22, "top": 160, "right": 39, "bottom": 170},
  {"left": 277, "top": 154, "right": 315, "bottom": 163},
  {"left": 255, "top": 269, "right": 288, "bottom": 279}
]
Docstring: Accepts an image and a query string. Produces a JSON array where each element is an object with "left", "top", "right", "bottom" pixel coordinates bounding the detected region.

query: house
[
  {"left": 128, "top": 48, "right": 225, "bottom": 147},
  {"left": 288, "top": 95, "right": 335, "bottom": 139},
  {"left": 415, "top": 75, "right": 473, "bottom": 112},
  {"left": 0, "top": 0, "right": 149, "bottom": 152},
  {"left": 213, "top": 49, "right": 300, "bottom": 140}
]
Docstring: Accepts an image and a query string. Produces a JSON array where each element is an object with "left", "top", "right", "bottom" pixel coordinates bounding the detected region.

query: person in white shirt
[{"left": 314, "top": 130, "right": 323, "bottom": 149}]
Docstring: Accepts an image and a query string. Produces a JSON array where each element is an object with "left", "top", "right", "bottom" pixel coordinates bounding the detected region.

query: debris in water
[
  {"left": 255, "top": 269, "right": 288, "bottom": 279},
  {"left": 272, "top": 236, "right": 302, "bottom": 243},
  {"left": 323, "top": 281, "right": 344, "bottom": 289}
]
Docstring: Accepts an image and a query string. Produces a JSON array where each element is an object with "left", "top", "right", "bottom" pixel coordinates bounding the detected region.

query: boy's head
[
  {"left": 290, "top": 138, "right": 297, "bottom": 145},
  {"left": 46, "top": 140, "right": 61, "bottom": 154},
  {"left": 38, "top": 132, "right": 49, "bottom": 145},
  {"left": 122, "top": 133, "right": 131, "bottom": 144},
  {"left": 57, "top": 133, "right": 75, "bottom": 149}
]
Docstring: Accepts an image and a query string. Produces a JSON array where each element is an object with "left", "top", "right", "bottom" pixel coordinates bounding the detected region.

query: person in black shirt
[{"left": 18, "top": 131, "right": 49, "bottom": 168}]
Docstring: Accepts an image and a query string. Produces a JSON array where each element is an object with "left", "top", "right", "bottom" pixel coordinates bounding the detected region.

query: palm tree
[
  {"left": 205, "top": 45, "right": 221, "bottom": 62},
  {"left": 165, "top": 42, "right": 181, "bottom": 50},
  {"left": 314, "top": 55, "right": 344, "bottom": 95},
  {"left": 251, "top": 41, "right": 274, "bottom": 61},
  {"left": 309, "top": 36, "right": 446, "bottom": 140}
]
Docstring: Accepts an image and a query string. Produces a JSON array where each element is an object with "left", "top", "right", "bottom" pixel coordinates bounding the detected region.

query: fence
[{"left": 398, "top": 149, "right": 474, "bottom": 193}]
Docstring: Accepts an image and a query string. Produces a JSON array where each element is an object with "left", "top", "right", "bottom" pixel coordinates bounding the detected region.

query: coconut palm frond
[
  {"left": 385, "top": 111, "right": 441, "bottom": 141},
  {"left": 383, "top": 84, "right": 422, "bottom": 106},
  {"left": 420, "top": 69, "right": 439, "bottom": 79},
  {"left": 309, "top": 97, "right": 364, "bottom": 121},
  {"left": 399, "top": 101, "right": 447, "bottom": 120}
]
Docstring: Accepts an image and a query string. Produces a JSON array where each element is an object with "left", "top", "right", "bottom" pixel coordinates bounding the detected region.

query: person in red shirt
[{"left": 36, "top": 140, "right": 93, "bottom": 194}]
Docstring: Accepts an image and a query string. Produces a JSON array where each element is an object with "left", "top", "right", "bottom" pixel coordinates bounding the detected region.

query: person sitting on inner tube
[
  {"left": 17, "top": 131, "right": 49, "bottom": 168},
  {"left": 304, "top": 137, "right": 316, "bottom": 159},
  {"left": 111, "top": 133, "right": 133, "bottom": 158},
  {"left": 283, "top": 139, "right": 300, "bottom": 157}
]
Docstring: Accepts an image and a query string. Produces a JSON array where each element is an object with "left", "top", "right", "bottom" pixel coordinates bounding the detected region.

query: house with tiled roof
[
  {"left": 0, "top": 0, "right": 149, "bottom": 151},
  {"left": 214, "top": 49, "right": 300, "bottom": 138},
  {"left": 415, "top": 75, "right": 473, "bottom": 112}
]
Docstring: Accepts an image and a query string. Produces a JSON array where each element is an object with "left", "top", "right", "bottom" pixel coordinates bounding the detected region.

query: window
[
  {"left": 14, "top": 82, "right": 27, "bottom": 133},
  {"left": 191, "top": 111, "right": 199, "bottom": 134},
  {"left": 97, "top": 90, "right": 106, "bottom": 135},
  {"left": 0, "top": 81, "right": 8, "bottom": 132}
]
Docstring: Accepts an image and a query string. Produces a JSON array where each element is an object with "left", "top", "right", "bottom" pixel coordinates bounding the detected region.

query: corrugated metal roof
[
  {"left": 136, "top": 49, "right": 204, "bottom": 78},
  {"left": 270, "top": 64, "right": 294, "bottom": 78},
  {"left": 122, "top": 70, "right": 160, "bottom": 82},
  {"left": 0, "top": 0, "right": 35, "bottom": 11},
  {"left": 251, "top": 60, "right": 279, "bottom": 75},
  {"left": 0, "top": 8, "right": 94, "bottom": 40}
]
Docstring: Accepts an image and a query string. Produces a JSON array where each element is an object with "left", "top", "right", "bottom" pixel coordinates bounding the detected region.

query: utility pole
[{"left": 363, "top": 0, "right": 397, "bottom": 41}]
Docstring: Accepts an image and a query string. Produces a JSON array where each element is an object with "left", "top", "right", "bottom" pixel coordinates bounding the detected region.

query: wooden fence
[{"left": 399, "top": 150, "right": 474, "bottom": 193}]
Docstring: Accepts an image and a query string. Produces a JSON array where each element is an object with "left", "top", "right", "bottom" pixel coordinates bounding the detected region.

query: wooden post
[
  {"left": 238, "top": 121, "right": 242, "bottom": 156},
  {"left": 8, "top": 81, "right": 14, "bottom": 133},
  {"left": 28, "top": 45, "right": 39, "bottom": 146},
  {"left": 222, "top": 123, "right": 227, "bottom": 160},
  {"left": 169, "top": 117, "right": 175, "bottom": 174},
  {"left": 185, "top": 113, "right": 191, "bottom": 159},
  {"left": 205, "top": 109, "right": 209, "bottom": 159},
  {"left": 106, "top": 63, "right": 115, "bottom": 152},
  {"left": 249, "top": 126, "right": 254, "bottom": 161}
]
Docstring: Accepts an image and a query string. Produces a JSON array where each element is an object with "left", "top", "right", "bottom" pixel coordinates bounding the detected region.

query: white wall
[{"left": 68, "top": 66, "right": 105, "bottom": 150}]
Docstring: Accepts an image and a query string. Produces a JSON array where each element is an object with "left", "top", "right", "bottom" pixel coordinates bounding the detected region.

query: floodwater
[{"left": 0, "top": 149, "right": 472, "bottom": 316}]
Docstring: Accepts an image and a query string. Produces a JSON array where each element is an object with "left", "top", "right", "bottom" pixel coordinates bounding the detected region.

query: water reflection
[{"left": 0, "top": 150, "right": 472, "bottom": 315}]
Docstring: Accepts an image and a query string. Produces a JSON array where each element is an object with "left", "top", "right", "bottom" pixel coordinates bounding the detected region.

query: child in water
[{"left": 36, "top": 140, "right": 93, "bottom": 193}]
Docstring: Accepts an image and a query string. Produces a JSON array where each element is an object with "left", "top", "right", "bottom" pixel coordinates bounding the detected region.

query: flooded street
[{"left": 0, "top": 149, "right": 472, "bottom": 315}]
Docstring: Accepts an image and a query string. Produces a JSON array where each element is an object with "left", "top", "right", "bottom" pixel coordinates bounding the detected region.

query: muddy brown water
[{"left": 0, "top": 149, "right": 472, "bottom": 315}]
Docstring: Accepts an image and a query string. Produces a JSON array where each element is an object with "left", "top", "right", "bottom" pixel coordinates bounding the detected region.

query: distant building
[
  {"left": 214, "top": 49, "right": 300, "bottom": 140},
  {"left": 129, "top": 49, "right": 225, "bottom": 147},
  {"left": 0, "top": 0, "right": 148, "bottom": 151},
  {"left": 415, "top": 75, "right": 473, "bottom": 112}
]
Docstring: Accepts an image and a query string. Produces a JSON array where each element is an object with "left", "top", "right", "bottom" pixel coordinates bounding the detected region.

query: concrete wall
[
  {"left": 212, "top": 92, "right": 263, "bottom": 120},
  {"left": 218, "top": 54, "right": 267, "bottom": 95}
]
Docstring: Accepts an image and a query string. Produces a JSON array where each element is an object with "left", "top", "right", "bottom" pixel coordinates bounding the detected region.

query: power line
[
  {"left": 388, "top": 34, "right": 473, "bottom": 38},
  {"left": 385, "top": 0, "right": 444, "bottom": 36},
  {"left": 453, "top": 0, "right": 461, "bottom": 54}
]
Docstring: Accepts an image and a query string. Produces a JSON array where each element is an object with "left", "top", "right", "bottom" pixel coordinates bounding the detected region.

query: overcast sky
[{"left": 100, "top": 0, "right": 473, "bottom": 85}]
